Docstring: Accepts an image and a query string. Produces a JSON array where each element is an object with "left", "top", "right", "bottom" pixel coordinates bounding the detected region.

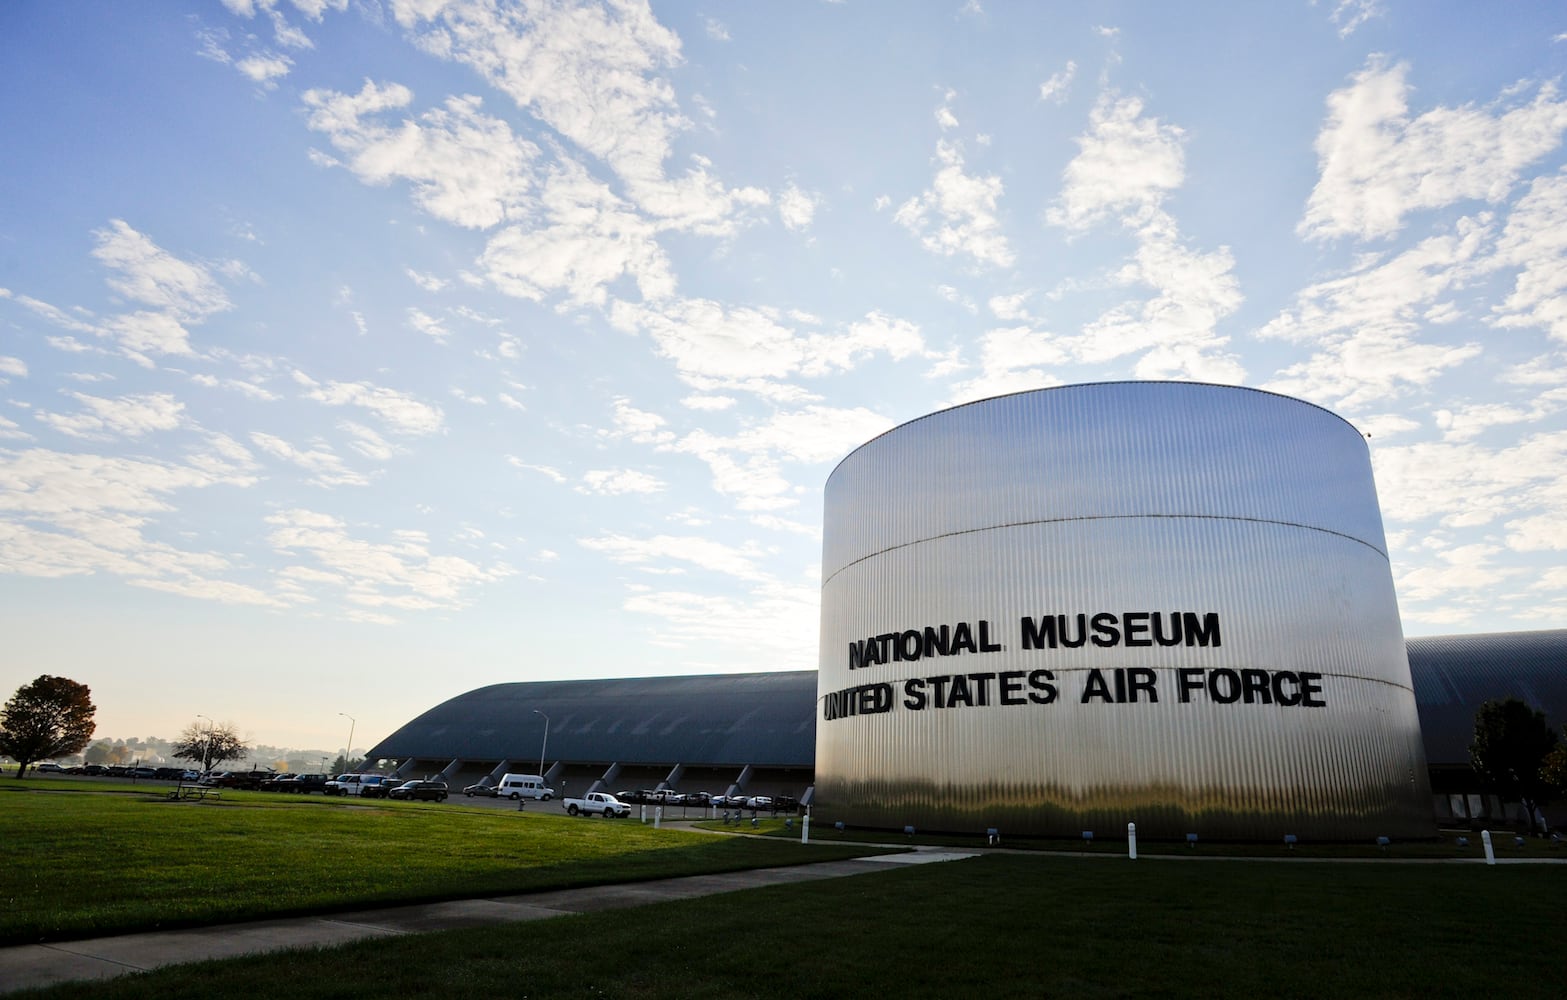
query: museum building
[{"left": 368, "top": 384, "right": 1565, "bottom": 840}]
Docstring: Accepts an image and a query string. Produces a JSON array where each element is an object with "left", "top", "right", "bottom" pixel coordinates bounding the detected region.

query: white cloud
[
  {"left": 0, "top": 447, "right": 258, "bottom": 591},
  {"left": 1487, "top": 170, "right": 1567, "bottom": 342},
  {"left": 1506, "top": 514, "right": 1567, "bottom": 552},
  {"left": 1039, "top": 61, "right": 1076, "bottom": 103},
  {"left": 669, "top": 405, "right": 894, "bottom": 510},
  {"left": 190, "top": 373, "right": 279, "bottom": 401},
  {"left": 266, "top": 507, "right": 513, "bottom": 611},
  {"left": 778, "top": 183, "right": 819, "bottom": 231},
  {"left": 250, "top": 431, "right": 368, "bottom": 487},
  {"left": 480, "top": 159, "right": 676, "bottom": 306},
  {"left": 1434, "top": 396, "right": 1564, "bottom": 443},
  {"left": 408, "top": 307, "right": 449, "bottom": 342},
  {"left": 391, "top": 0, "right": 765, "bottom": 233},
  {"left": 406, "top": 268, "right": 448, "bottom": 292},
  {"left": 339, "top": 422, "right": 399, "bottom": 462},
  {"left": 507, "top": 457, "right": 567, "bottom": 483},
  {"left": 1069, "top": 216, "right": 1245, "bottom": 381},
  {"left": 0, "top": 356, "right": 26, "bottom": 378},
  {"left": 93, "top": 220, "right": 231, "bottom": 331},
  {"left": 579, "top": 532, "right": 769, "bottom": 581},
  {"left": 295, "top": 373, "right": 446, "bottom": 435},
  {"left": 681, "top": 394, "right": 736, "bottom": 411},
  {"left": 36, "top": 392, "right": 184, "bottom": 440},
  {"left": 1258, "top": 219, "right": 1488, "bottom": 407},
  {"left": 1327, "top": 0, "right": 1384, "bottom": 37},
  {"left": 1300, "top": 59, "right": 1567, "bottom": 242},
  {"left": 591, "top": 398, "right": 666, "bottom": 450},
  {"left": 610, "top": 300, "right": 925, "bottom": 393},
  {"left": 988, "top": 292, "right": 1032, "bottom": 321},
  {"left": 0, "top": 415, "right": 32, "bottom": 441},
  {"left": 894, "top": 139, "right": 1014, "bottom": 268},
  {"left": 1373, "top": 430, "right": 1567, "bottom": 534},
  {"left": 302, "top": 81, "right": 540, "bottom": 229},
  {"left": 579, "top": 468, "right": 666, "bottom": 495},
  {"left": 237, "top": 53, "right": 293, "bottom": 87},
  {"left": 1048, "top": 94, "right": 1185, "bottom": 232}
]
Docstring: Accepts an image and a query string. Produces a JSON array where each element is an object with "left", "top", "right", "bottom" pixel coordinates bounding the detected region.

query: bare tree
[{"left": 171, "top": 721, "right": 249, "bottom": 772}]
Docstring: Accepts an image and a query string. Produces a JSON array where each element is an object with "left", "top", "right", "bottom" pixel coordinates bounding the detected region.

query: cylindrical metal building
[{"left": 816, "top": 382, "right": 1433, "bottom": 840}]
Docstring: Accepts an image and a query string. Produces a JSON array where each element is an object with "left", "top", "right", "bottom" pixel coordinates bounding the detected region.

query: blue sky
[{"left": 2, "top": 1, "right": 1565, "bottom": 754}]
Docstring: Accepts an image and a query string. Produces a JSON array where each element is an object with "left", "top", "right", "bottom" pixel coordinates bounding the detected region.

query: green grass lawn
[
  {"left": 0, "top": 779, "right": 880, "bottom": 945},
  {"left": 15, "top": 852, "right": 1566, "bottom": 999}
]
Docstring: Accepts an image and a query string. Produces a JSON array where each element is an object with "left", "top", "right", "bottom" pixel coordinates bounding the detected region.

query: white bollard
[
  {"left": 640, "top": 804, "right": 647, "bottom": 823},
  {"left": 1482, "top": 829, "right": 1495, "bottom": 865},
  {"left": 1128, "top": 821, "right": 1138, "bottom": 860},
  {"left": 654, "top": 805, "right": 663, "bottom": 829},
  {"left": 802, "top": 812, "right": 810, "bottom": 845}
]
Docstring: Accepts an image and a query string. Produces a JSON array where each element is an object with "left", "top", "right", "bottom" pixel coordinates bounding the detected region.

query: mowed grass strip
[
  {"left": 17, "top": 853, "right": 1566, "bottom": 1000},
  {"left": 710, "top": 816, "right": 1562, "bottom": 859},
  {"left": 0, "top": 781, "right": 880, "bottom": 945}
]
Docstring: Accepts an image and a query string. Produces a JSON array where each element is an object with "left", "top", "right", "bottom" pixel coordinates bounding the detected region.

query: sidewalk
[{"left": 0, "top": 849, "right": 976, "bottom": 995}]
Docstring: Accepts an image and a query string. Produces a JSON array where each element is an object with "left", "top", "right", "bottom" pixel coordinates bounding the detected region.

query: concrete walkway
[{"left": 0, "top": 849, "right": 977, "bottom": 995}]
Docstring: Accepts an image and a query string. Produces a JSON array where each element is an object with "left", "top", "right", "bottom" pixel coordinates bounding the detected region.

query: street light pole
[
  {"left": 338, "top": 713, "right": 356, "bottom": 773},
  {"left": 197, "top": 714, "right": 214, "bottom": 775},
  {"left": 533, "top": 710, "right": 549, "bottom": 778}
]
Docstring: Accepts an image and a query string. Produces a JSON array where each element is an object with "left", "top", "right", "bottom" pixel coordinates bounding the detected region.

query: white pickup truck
[{"left": 563, "top": 791, "right": 632, "bottom": 817}]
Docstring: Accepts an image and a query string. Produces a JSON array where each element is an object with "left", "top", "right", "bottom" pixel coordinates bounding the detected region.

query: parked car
[
  {"left": 463, "top": 782, "right": 499, "bottom": 797},
  {"left": 278, "top": 773, "right": 328, "bottom": 793},
  {"left": 209, "top": 769, "right": 277, "bottom": 790},
  {"left": 357, "top": 775, "right": 400, "bottom": 799},
  {"left": 35, "top": 763, "right": 65, "bottom": 773},
  {"left": 324, "top": 773, "right": 390, "bottom": 796},
  {"left": 258, "top": 773, "right": 296, "bottom": 792},
  {"left": 129, "top": 766, "right": 158, "bottom": 779},
  {"left": 81, "top": 764, "right": 108, "bottom": 776},
  {"left": 388, "top": 780, "right": 448, "bottom": 802},
  {"left": 743, "top": 795, "right": 774, "bottom": 811}
]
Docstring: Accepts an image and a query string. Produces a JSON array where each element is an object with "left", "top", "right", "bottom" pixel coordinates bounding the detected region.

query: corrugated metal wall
[{"left": 817, "top": 382, "right": 1434, "bottom": 840}]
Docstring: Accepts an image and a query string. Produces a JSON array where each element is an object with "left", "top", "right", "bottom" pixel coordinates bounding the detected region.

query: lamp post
[
  {"left": 533, "top": 710, "right": 549, "bottom": 778},
  {"left": 196, "top": 714, "right": 214, "bottom": 776},
  {"left": 338, "top": 713, "right": 356, "bottom": 773}
]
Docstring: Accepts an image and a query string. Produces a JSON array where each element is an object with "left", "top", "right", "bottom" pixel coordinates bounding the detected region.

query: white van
[{"left": 496, "top": 773, "right": 555, "bottom": 800}]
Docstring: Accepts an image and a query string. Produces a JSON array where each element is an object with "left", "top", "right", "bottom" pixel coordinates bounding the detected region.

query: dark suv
[
  {"left": 279, "top": 773, "right": 328, "bottom": 793},
  {"left": 388, "top": 780, "right": 448, "bottom": 802}
]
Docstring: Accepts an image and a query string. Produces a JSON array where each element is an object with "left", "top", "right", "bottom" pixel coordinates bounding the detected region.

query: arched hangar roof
[
  {"left": 367, "top": 631, "right": 1567, "bottom": 771},
  {"left": 1406, "top": 628, "right": 1567, "bottom": 766},
  {"left": 365, "top": 671, "right": 817, "bottom": 768}
]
